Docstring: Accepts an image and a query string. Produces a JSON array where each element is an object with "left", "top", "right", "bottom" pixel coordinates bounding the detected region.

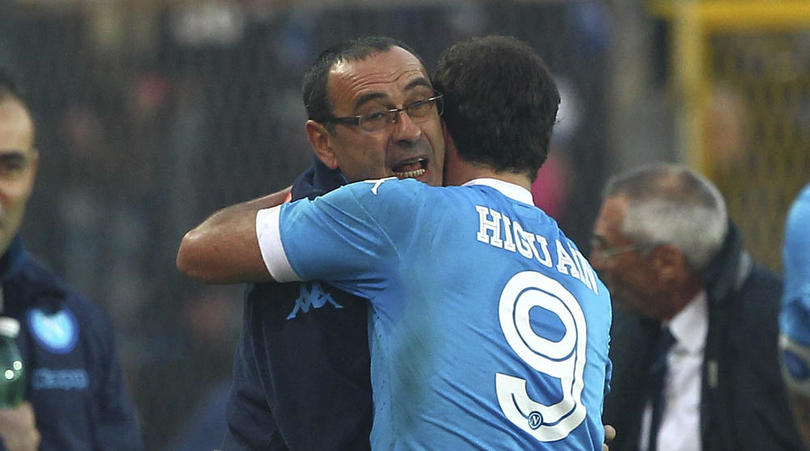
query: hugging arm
[{"left": 176, "top": 186, "right": 291, "bottom": 284}]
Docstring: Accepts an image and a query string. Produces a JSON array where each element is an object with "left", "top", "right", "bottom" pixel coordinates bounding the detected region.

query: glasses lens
[
  {"left": 359, "top": 111, "right": 395, "bottom": 132},
  {"left": 406, "top": 98, "right": 437, "bottom": 119}
]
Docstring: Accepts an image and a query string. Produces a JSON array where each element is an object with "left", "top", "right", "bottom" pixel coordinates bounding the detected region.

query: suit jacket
[
  {"left": 1, "top": 237, "right": 143, "bottom": 451},
  {"left": 604, "top": 222, "right": 805, "bottom": 451}
]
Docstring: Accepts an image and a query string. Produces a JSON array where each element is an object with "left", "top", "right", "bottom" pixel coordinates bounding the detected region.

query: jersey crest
[{"left": 27, "top": 307, "right": 79, "bottom": 354}]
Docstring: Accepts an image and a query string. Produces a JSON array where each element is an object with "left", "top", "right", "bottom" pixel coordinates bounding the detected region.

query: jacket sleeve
[{"left": 90, "top": 306, "right": 144, "bottom": 450}]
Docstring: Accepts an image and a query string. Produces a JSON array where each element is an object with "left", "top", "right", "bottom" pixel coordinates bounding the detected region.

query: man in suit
[{"left": 593, "top": 163, "right": 804, "bottom": 451}]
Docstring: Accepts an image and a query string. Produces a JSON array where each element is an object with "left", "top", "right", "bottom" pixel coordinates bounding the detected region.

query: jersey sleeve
[{"left": 256, "top": 178, "right": 422, "bottom": 297}]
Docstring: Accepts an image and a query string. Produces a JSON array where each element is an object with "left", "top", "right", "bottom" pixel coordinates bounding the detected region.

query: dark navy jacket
[
  {"left": 223, "top": 160, "right": 373, "bottom": 450},
  {"left": 0, "top": 237, "right": 143, "bottom": 450},
  {"left": 604, "top": 222, "right": 805, "bottom": 451}
]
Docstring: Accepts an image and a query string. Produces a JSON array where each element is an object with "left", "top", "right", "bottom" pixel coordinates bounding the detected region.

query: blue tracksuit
[
  {"left": 223, "top": 159, "right": 373, "bottom": 450},
  {"left": 0, "top": 236, "right": 143, "bottom": 450}
]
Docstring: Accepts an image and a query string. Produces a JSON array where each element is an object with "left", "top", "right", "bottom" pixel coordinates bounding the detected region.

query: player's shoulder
[{"left": 341, "top": 177, "right": 434, "bottom": 203}]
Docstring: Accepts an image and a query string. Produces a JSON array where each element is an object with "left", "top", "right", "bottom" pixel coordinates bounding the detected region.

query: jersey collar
[{"left": 462, "top": 178, "right": 534, "bottom": 205}]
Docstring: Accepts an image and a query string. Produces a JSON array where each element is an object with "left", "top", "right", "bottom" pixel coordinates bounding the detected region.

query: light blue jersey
[
  {"left": 780, "top": 183, "right": 810, "bottom": 395},
  {"left": 258, "top": 177, "right": 612, "bottom": 450}
]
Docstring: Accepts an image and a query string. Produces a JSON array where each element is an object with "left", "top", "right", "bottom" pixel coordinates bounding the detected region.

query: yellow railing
[{"left": 653, "top": 0, "right": 810, "bottom": 270}]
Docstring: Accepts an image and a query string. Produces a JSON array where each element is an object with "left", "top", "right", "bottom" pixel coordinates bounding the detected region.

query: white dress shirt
[{"left": 639, "top": 291, "right": 708, "bottom": 451}]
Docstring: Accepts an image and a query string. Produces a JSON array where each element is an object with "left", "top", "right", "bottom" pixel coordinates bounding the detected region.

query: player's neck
[
  {"left": 445, "top": 162, "right": 531, "bottom": 191},
  {"left": 442, "top": 139, "right": 531, "bottom": 190}
]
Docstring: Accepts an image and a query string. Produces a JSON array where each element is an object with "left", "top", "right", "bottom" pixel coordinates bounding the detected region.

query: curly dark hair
[
  {"left": 432, "top": 35, "right": 560, "bottom": 180},
  {"left": 302, "top": 36, "right": 422, "bottom": 131}
]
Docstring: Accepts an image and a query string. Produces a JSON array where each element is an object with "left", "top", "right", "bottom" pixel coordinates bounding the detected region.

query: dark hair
[
  {"left": 0, "top": 68, "right": 28, "bottom": 108},
  {"left": 432, "top": 35, "right": 560, "bottom": 180},
  {"left": 302, "top": 36, "right": 421, "bottom": 131}
]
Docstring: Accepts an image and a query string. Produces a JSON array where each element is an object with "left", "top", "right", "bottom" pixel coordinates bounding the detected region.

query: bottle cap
[{"left": 0, "top": 317, "right": 20, "bottom": 338}]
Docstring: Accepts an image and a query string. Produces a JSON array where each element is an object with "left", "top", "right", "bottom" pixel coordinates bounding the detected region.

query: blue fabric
[
  {"left": 1, "top": 237, "right": 143, "bottom": 450},
  {"left": 781, "top": 184, "right": 810, "bottom": 346},
  {"left": 223, "top": 159, "right": 373, "bottom": 450},
  {"left": 278, "top": 179, "right": 612, "bottom": 450}
]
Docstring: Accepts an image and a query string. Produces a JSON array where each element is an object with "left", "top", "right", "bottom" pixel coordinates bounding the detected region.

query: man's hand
[
  {"left": 0, "top": 402, "right": 41, "bottom": 451},
  {"left": 603, "top": 424, "right": 616, "bottom": 451}
]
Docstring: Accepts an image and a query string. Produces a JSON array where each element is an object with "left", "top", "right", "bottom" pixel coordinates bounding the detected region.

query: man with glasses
[
  {"left": 209, "top": 37, "right": 445, "bottom": 450},
  {"left": 592, "top": 164, "right": 804, "bottom": 451},
  {"left": 179, "top": 35, "right": 612, "bottom": 449}
]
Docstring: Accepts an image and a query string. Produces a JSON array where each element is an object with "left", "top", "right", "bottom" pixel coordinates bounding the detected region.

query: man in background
[
  {"left": 779, "top": 182, "right": 810, "bottom": 449},
  {"left": 220, "top": 36, "right": 445, "bottom": 449},
  {"left": 0, "top": 70, "right": 142, "bottom": 449},
  {"left": 594, "top": 164, "right": 804, "bottom": 451},
  {"left": 179, "top": 35, "right": 612, "bottom": 449}
]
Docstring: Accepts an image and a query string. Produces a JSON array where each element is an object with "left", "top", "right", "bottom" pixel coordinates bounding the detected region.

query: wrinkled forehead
[{"left": 327, "top": 47, "right": 431, "bottom": 113}]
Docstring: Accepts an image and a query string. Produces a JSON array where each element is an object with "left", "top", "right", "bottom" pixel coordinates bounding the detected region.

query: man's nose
[{"left": 390, "top": 110, "right": 422, "bottom": 142}]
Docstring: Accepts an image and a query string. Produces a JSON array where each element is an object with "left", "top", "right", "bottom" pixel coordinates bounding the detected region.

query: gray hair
[{"left": 604, "top": 163, "right": 728, "bottom": 272}]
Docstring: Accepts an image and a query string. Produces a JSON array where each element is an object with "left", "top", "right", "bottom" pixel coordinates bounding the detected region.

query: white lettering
[
  {"left": 474, "top": 206, "right": 598, "bottom": 294},
  {"left": 555, "top": 240, "right": 581, "bottom": 278},
  {"left": 502, "top": 215, "right": 517, "bottom": 252},
  {"left": 571, "top": 246, "right": 598, "bottom": 294},
  {"left": 533, "top": 235, "right": 553, "bottom": 268},
  {"left": 513, "top": 221, "right": 535, "bottom": 259},
  {"left": 476, "top": 206, "right": 503, "bottom": 248}
]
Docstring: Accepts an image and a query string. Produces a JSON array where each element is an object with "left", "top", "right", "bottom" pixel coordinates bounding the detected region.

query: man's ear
[{"left": 306, "top": 120, "right": 338, "bottom": 170}]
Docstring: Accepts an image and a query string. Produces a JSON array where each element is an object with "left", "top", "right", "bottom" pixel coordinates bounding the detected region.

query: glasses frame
[
  {"left": 589, "top": 238, "right": 640, "bottom": 262},
  {"left": 324, "top": 93, "right": 444, "bottom": 132}
]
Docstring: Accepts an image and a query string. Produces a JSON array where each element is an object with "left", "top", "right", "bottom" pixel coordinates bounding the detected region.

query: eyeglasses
[
  {"left": 589, "top": 238, "right": 639, "bottom": 261},
  {"left": 324, "top": 93, "right": 444, "bottom": 132}
]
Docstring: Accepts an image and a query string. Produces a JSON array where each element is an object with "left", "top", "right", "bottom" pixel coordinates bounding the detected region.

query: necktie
[{"left": 647, "top": 327, "right": 676, "bottom": 451}]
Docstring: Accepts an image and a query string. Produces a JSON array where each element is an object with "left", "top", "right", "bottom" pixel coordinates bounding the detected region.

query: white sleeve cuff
[{"left": 256, "top": 206, "right": 300, "bottom": 282}]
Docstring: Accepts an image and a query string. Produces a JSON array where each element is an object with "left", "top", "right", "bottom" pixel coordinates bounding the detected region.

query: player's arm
[{"left": 176, "top": 186, "right": 291, "bottom": 284}]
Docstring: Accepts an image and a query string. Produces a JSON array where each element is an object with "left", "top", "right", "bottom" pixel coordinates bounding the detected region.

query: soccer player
[
  {"left": 179, "top": 35, "right": 612, "bottom": 449},
  {"left": 779, "top": 183, "right": 810, "bottom": 448}
]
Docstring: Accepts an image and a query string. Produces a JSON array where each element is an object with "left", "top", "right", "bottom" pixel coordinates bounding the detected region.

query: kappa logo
[{"left": 286, "top": 282, "right": 344, "bottom": 320}]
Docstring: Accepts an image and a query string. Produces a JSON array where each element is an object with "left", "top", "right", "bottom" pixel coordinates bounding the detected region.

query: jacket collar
[
  {"left": 0, "top": 236, "right": 28, "bottom": 282},
  {"left": 1, "top": 236, "right": 66, "bottom": 312},
  {"left": 290, "top": 157, "right": 349, "bottom": 202},
  {"left": 703, "top": 220, "right": 752, "bottom": 304}
]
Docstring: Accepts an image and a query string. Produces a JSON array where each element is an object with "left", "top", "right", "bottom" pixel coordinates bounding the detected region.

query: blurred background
[{"left": 1, "top": 0, "right": 808, "bottom": 448}]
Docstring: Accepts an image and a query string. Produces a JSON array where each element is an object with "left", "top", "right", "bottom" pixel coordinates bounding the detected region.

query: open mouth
[{"left": 392, "top": 158, "right": 428, "bottom": 179}]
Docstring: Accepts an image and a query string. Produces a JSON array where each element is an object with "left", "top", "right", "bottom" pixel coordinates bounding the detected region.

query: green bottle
[{"left": 0, "top": 317, "right": 24, "bottom": 408}]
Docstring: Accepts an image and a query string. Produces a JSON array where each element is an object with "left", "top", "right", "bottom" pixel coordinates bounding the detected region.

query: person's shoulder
[
  {"left": 744, "top": 262, "right": 783, "bottom": 296},
  {"left": 731, "top": 261, "right": 783, "bottom": 330},
  {"left": 336, "top": 177, "right": 436, "bottom": 206},
  {"left": 787, "top": 185, "right": 810, "bottom": 232},
  {"left": 19, "top": 255, "right": 110, "bottom": 327}
]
